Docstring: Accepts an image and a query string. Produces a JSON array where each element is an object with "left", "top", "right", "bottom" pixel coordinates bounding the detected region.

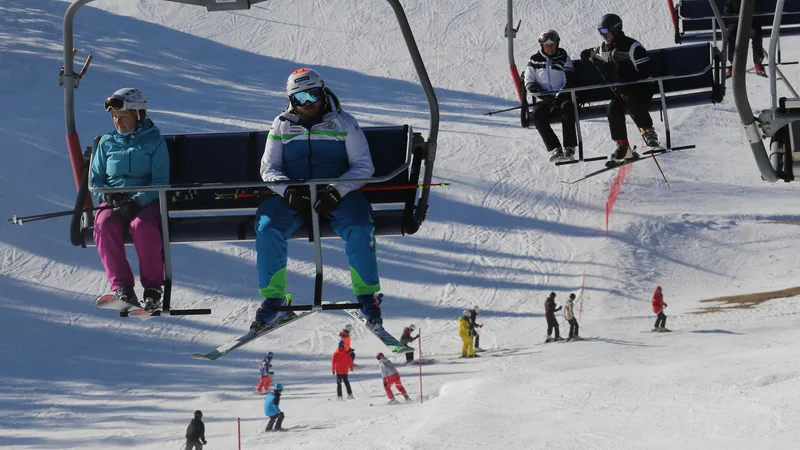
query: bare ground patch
[{"left": 694, "top": 286, "right": 800, "bottom": 314}]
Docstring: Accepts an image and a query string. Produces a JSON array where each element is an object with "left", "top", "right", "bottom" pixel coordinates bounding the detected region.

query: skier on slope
[
  {"left": 255, "top": 352, "right": 274, "bottom": 394},
  {"left": 377, "top": 353, "right": 411, "bottom": 404},
  {"left": 459, "top": 311, "right": 476, "bottom": 358},
  {"left": 264, "top": 384, "right": 286, "bottom": 431},
  {"left": 339, "top": 324, "right": 356, "bottom": 361},
  {"left": 252, "top": 68, "right": 384, "bottom": 333},
  {"left": 579, "top": 14, "right": 660, "bottom": 163},
  {"left": 332, "top": 340, "right": 355, "bottom": 400},
  {"left": 467, "top": 306, "right": 484, "bottom": 351},
  {"left": 651, "top": 286, "right": 670, "bottom": 332},
  {"left": 544, "top": 292, "right": 564, "bottom": 342},
  {"left": 564, "top": 293, "right": 581, "bottom": 341},
  {"left": 91, "top": 87, "right": 169, "bottom": 312},
  {"left": 724, "top": 0, "right": 765, "bottom": 78},
  {"left": 185, "top": 410, "right": 207, "bottom": 449},
  {"left": 400, "top": 324, "right": 418, "bottom": 363},
  {"left": 523, "top": 29, "right": 579, "bottom": 162}
]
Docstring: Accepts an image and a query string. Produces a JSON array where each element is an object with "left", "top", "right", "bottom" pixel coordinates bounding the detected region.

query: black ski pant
[
  {"left": 655, "top": 312, "right": 667, "bottom": 329},
  {"left": 405, "top": 351, "right": 414, "bottom": 362},
  {"left": 726, "top": 23, "right": 764, "bottom": 65},
  {"left": 546, "top": 315, "right": 560, "bottom": 338},
  {"left": 607, "top": 91, "right": 654, "bottom": 140},
  {"left": 186, "top": 440, "right": 203, "bottom": 450},
  {"left": 336, "top": 374, "right": 353, "bottom": 397},
  {"left": 567, "top": 318, "right": 579, "bottom": 338},
  {"left": 471, "top": 328, "right": 480, "bottom": 348},
  {"left": 531, "top": 95, "right": 578, "bottom": 151},
  {"left": 266, "top": 412, "right": 285, "bottom": 431}
]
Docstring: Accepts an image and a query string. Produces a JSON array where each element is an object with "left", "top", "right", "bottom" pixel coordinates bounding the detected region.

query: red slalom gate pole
[
  {"left": 418, "top": 329, "right": 423, "bottom": 404},
  {"left": 579, "top": 271, "right": 586, "bottom": 322}
]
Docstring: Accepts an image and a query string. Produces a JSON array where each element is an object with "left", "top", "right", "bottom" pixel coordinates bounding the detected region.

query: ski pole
[
  {"left": 483, "top": 104, "right": 523, "bottom": 116},
  {"left": 350, "top": 368, "right": 370, "bottom": 398},
  {"left": 8, "top": 204, "right": 113, "bottom": 225}
]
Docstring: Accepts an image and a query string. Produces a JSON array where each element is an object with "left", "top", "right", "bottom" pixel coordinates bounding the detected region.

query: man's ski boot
[
  {"left": 336, "top": 396, "right": 344, "bottom": 401},
  {"left": 250, "top": 295, "right": 291, "bottom": 332},
  {"left": 404, "top": 394, "right": 412, "bottom": 401},
  {"left": 142, "top": 286, "right": 163, "bottom": 312},
  {"left": 357, "top": 293, "right": 384, "bottom": 330},
  {"left": 549, "top": 147, "right": 564, "bottom": 162},
  {"left": 545, "top": 337, "right": 553, "bottom": 343},
  {"left": 114, "top": 286, "right": 141, "bottom": 310},
  {"left": 554, "top": 336, "right": 565, "bottom": 342},
  {"left": 754, "top": 63, "right": 767, "bottom": 77},
  {"left": 347, "top": 394, "right": 355, "bottom": 400},
  {"left": 610, "top": 141, "right": 637, "bottom": 162},
  {"left": 561, "top": 147, "right": 576, "bottom": 162},
  {"left": 642, "top": 128, "right": 660, "bottom": 148},
  {"left": 388, "top": 398, "right": 399, "bottom": 405},
  {"left": 651, "top": 327, "right": 660, "bottom": 332}
]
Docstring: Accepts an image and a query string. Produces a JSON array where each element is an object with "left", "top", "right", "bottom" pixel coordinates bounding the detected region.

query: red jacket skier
[{"left": 651, "top": 286, "right": 669, "bottom": 332}]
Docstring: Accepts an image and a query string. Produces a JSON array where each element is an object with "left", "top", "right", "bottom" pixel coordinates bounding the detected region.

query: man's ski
[
  {"left": 562, "top": 145, "right": 695, "bottom": 184},
  {"left": 336, "top": 302, "right": 413, "bottom": 354},
  {"left": 192, "top": 311, "right": 317, "bottom": 361}
]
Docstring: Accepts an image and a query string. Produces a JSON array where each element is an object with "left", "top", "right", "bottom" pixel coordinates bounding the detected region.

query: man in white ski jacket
[
  {"left": 252, "top": 68, "right": 382, "bottom": 332},
  {"left": 523, "top": 29, "right": 578, "bottom": 162},
  {"left": 377, "top": 353, "right": 411, "bottom": 404}
]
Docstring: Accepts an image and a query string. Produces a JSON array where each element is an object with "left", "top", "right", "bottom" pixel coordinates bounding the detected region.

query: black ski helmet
[
  {"left": 598, "top": 13, "right": 623, "bottom": 36},
  {"left": 549, "top": 292, "right": 556, "bottom": 298},
  {"left": 194, "top": 410, "right": 203, "bottom": 419}
]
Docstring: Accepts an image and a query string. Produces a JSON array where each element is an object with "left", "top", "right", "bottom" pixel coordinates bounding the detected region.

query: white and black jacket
[{"left": 523, "top": 48, "right": 575, "bottom": 95}]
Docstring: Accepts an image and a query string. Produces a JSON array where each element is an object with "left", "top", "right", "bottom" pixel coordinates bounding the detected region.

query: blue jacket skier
[
  {"left": 251, "top": 68, "right": 383, "bottom": 332},
  {"left": 264, "top": 384, "right": 285, "bottom": 431}
]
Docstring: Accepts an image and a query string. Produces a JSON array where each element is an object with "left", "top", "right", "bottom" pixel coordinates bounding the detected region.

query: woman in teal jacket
[
  {"left": 90, "top": 88, "right": 170, "bottom": 311},
  {"left": 263, "top": 384, "right": 285, "bottom": 431}
]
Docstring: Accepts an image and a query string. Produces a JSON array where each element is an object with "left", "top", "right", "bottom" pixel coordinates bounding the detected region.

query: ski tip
[{"left": 191, "top": 353, "right": 212, "bottom": 360}]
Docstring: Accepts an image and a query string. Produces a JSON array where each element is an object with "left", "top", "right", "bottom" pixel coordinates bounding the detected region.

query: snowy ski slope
[{"left": 2, "top": 0, "right": 800, "bottom": 448}]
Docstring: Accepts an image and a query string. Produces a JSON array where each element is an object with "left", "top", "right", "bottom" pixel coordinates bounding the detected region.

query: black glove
[
  {"left": 284, "top": 185, "right": 311, "bottom": 212},
  {"left": 269, "top": 371, "right": 274, "bottom": 375},
  {"left": 526, "top": 82, "right": 542, "bottom": 94},
  {"left": 314, "top": 185, "right": 342, "bottom": 216},
  {"left": 103, "top": 193, "right": 128, "bottom": 205},
  {"left": 202, "top": 440, "right": 208, "bottom": 445},
  {"left": 112, "top": 197, "right": 141, "bottom": 221},
  {"left": 580, "top": 49, "right": 595, "bottom": 61}
]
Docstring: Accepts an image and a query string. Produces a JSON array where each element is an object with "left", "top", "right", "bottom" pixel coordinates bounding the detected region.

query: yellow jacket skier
[{"left": 459, "top": 311, "right": 475, "bottom": 357}]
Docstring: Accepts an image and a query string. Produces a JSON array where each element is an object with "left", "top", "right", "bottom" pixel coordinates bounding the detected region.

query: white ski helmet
[
  {"left": 104, "top": 88, "right": 147, "bottom": 112},
  {"left": 473, "top": 306, "right": 480, "bottom": 312},
  {"left": 537, "top": 29, "right": 560, "bottom": 46},
  {"left": 285, "top": 68, "right": 325, "bottom": 97},
  {"left": 345, "top": 324, "right": 353, "bottom": 332},
  {"left": 408, "top": 324, "right": 416, "bottom": 331},
  {"left": 462, "top": 310, "right": 470, "bottom": 317}
]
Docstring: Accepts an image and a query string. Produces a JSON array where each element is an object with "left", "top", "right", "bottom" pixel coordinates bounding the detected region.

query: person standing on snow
[
  {"left": 564, "top": 293, "right": 581, "bottom": 341},
  {"left": 459, "top": 311, "right": 476, "bottom": 358},
  {"left": 264, "top": 384, "right": 286, "bottom": 432},
  {"left": 580, "top": 14, "right": 660, "bottom": 163},
  {"left": 377, "top": 353, "right": 411, "bottom": 404},
  {"left": 652, "top": 286, "right": 670, "bottom": 332},
  {"left": 467, "top": 306, "right": 484, "bottom": 351},
  {"left": 255, "top": 352, "right": 274, "bottom": 394},
  {"left": 544, "top": 292, "right": 563, "bottom": 342},
  {"left": 332, "top": 340, "right": 355, "bottom": 400},
  {"left": 339, "top": 324, "right": 356, "bottom": 361},
  {"left": 524, "top": 29, "right": 579, "bottom": 162},
  {"left": 185, "top": 410, "right": 207, "bottom": 449},
  {"left": 252, "top": 68, "right": 384, "bottom": 333},
  {"left": 400, "top": 324, "right": 418, "bottom": 363},
  {"left": 90, "top": 88, "right": 169, "bottom": 312}
]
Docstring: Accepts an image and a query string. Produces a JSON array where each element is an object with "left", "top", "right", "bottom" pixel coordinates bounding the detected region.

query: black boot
[
  {"left": 114, "top": 286, "right": 140, "bottom": 310},
  {"left": 142, "top": 286, "right": 163, "bottom": 312}
]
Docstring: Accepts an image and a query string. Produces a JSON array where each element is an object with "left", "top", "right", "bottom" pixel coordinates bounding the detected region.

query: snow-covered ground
[{"left": 2, "top": 0, "right": 800, "bottom": 448}]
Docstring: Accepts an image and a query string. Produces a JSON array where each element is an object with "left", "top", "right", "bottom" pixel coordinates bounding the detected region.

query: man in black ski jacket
[
  {"left": 400, "top": 324, "right": 418, "bottom": 363},
  {"left": 724, "top": 0, "right": 765, "bottom": 77},
  {"left": 185, "top": 410, "right": 207, "bottom": 450},
  {"left": 580, "top": 13, "right": 660, "bottom": 162},
  {"left": 544, "top": 292, "right": 563, "bottom": 342}
]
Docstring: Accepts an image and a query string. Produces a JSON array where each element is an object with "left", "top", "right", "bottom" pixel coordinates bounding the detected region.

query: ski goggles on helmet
[
  {"left": 538, "top": 32, "right": 559, "bottom": 45},
  {"left": 104, "top": 97, "right": 126, "bottom": 112},
  {"left": 598, "top": 27, "right": 611, "bottom": 36},
  {"left": 290, "top": 88, "right": 324, "bottom": 107}
]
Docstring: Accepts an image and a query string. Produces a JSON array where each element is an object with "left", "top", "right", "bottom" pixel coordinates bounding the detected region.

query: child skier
[
  {"left": 339, "top": 324, "right": 356, "bottom": 361},
  {"left": 255, "top": 352, "right": 274, "bottom": 394},
  {"left": 263, "top": 384, "right": 286, "bottom": 431},
  {"left": 332, "top": 340, "right": 355, "bottom": 400},
  {"left": 459, "top": 311, "right": 476, "bottom": 357},
  {"left": 564, "top": 294, "right": 581, "bottom": 341},
  {"left": 544, "top": 292, "right": 563, "bottom": 342},
  {"left": 652, "top": 286, "right": 670, "bottom": 332},
  {"left": 400, "top": 324, "right": 418, "bottom": 363},
  {"left": 377, "top": 353, "right": 411, "bottom": 404}
]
